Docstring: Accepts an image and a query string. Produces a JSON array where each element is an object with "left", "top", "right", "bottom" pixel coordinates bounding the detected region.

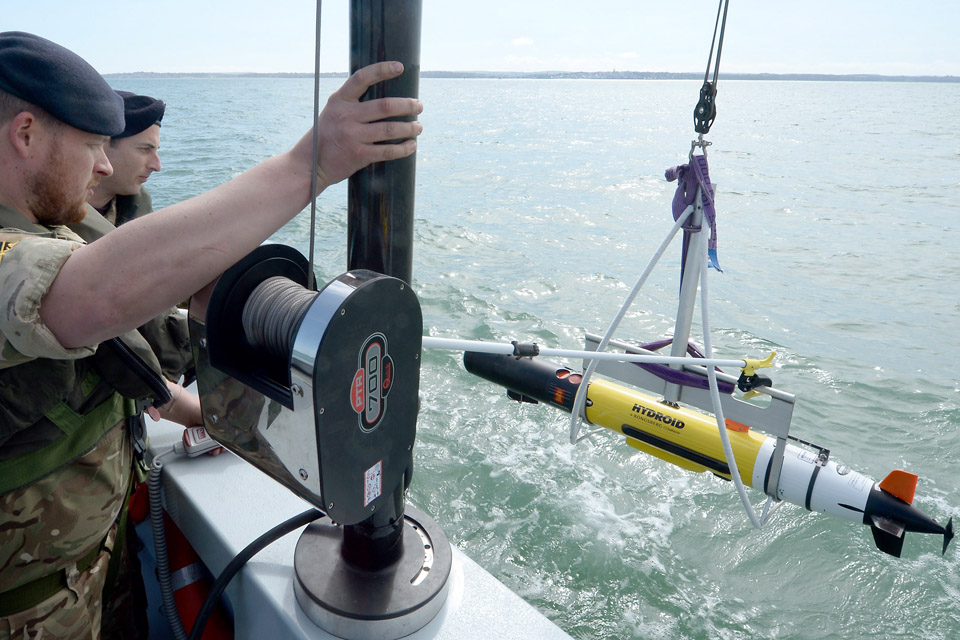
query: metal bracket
[{"left": 584, "top": 332, "right": 797, "bottom": 499}]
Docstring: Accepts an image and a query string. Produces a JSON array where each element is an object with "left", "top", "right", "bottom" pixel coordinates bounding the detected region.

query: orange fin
[
  {"left": 724, "top": 418, "right": 750, "bottom": 433},
  {"left": 879, "top": 469, "right": 918, "bottom": 504}
]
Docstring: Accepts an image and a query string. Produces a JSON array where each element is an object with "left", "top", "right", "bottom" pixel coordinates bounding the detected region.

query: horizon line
[{"left": 103, "top": 70, "right": 960, "bottom": 82}]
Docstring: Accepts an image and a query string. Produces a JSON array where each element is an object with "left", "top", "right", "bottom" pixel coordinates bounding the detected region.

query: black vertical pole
[
  {"left": 342, "top": 0, "right": 422, "bottom": 570},
  {"left": 348, "top": 0, "right": 422, "bottom": 286}
]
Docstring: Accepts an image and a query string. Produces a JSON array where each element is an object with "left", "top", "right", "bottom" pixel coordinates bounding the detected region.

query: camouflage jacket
[
  {"left": 0, "top": 201, "right": 189, "bottom": 595},
  {"left": 0, "top": 204, "right": 193, "bottom": 452},
  {"left": 90, "top": 187, "right": 153, "bottom": 228}
]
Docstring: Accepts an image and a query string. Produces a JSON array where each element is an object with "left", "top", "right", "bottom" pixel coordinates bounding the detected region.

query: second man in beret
[{"left": 88, "top": 90, "right": 164, "bottom": 225}]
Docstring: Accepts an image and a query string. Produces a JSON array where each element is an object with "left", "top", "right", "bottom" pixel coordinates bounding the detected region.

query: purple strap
[
  {"left": 665, "top": 155, "right": 721, "bottom": 271},
  {"left": 634, "top": 339, "right": 734, "bottom": 394}
]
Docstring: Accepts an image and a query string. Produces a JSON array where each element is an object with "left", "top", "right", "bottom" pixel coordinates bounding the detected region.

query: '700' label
[{"left": 351, "top": 333, "right": 394, "bottom": 432}]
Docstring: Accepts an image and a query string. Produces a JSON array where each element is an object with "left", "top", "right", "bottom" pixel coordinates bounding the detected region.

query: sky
[{"left": 6, "top": 0, "right": 959, "bottom": 77}]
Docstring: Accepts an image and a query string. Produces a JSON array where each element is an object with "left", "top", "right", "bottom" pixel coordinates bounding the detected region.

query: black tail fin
[
  {"left": 942, "top": 517, "right": 954, "bottom": 555},
  {"left": 871, "top": 522, "right": 905, "bottom": 558}
]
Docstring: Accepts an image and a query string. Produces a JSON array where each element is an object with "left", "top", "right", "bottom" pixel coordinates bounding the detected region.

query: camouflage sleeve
[
  {"left": 0, "top": 233, "right": 97, "bottom": 368},
  {"left": 138, "top": 308, "right": 193, "bottom": 382}
]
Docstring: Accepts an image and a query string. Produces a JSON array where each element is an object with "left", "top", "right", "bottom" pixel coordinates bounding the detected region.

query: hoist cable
[
  {"left": 307, "top": 0, "right": 323, "bottom": 290},
  {"left": 704, "top": 0, "right": 730, "bottom": 85},
  {"left": 694, "top": 0, "right": 730, "bottom": 135}
]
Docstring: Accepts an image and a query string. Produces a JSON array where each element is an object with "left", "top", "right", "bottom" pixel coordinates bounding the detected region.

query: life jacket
[
  {"left": 0, "top": 203, "right": 186, "bottom": 613},
  {"left": 0, "top": 204, "right": 173, "bottom": 485}
]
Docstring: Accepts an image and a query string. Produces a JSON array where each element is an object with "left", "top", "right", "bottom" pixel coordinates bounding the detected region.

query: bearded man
[{"left": 0, "top": 30, "right": 421, "bottom": 639}]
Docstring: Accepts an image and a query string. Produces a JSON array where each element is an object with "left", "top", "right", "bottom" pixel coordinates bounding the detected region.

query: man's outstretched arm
[{"left": 42, "top": 62, "right": 423, "bottom": 349}]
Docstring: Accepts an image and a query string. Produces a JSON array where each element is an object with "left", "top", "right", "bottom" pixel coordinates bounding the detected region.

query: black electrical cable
[{"left": 187, "top": 508, "right": 325, "bottom": 640}]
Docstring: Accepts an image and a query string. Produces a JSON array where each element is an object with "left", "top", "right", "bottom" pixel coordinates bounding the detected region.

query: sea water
[{"left": 111, "top": 76, "right": 960, "bottom": 639}]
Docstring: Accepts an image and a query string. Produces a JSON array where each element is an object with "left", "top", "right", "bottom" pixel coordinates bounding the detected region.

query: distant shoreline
[{"left": 103, "top": 70, "right": 960, "bottom": 83}]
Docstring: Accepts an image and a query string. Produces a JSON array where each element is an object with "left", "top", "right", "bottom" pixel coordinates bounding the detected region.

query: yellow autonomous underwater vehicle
[
  {"left": 447, "top": 87, "right": 955, "bottom": 558},
  {"left": 463, "top": 343, "right": 954, "bottom": 558}
]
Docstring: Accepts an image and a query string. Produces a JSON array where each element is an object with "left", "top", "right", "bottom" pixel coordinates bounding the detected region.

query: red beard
[{"left": 26, "top": 141, "right": 92, "bottom": 226}]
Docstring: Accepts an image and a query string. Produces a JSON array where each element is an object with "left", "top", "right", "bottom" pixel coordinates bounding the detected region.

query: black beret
[
  {"left": 0, "top": 31, "right": 123, "bottom": 136},
  {"left": 115, "top": 90, "right": 165, "bottom": 138}
]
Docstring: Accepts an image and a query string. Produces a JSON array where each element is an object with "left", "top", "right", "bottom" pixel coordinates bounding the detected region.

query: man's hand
[
  {"left": 296, "top": 61, "right": 424, "bottom": 191},
  {"left": 40, "top": 62, "right": 423, "bottom": 351},
  {"left": 147, "top": 383, "right": 225, "bottom": 456},
  {"left": 147, "top": 380, "right": 202, "bottom": 427}
]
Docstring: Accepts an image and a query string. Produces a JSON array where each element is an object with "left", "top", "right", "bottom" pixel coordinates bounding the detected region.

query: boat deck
[{"left": 144, "top": 411, "right": 571, "bottom": 639}]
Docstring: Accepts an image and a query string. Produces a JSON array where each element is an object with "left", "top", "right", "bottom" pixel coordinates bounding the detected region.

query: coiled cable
[
  {"left": 241, "top": 276, "right": 317, "bottom": 358},
  {"left": 148, "top": 450, "right": 188, "bottom": 640}
]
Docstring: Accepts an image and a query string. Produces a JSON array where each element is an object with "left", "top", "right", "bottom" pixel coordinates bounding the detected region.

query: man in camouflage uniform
[
  {"left": 87, "top": 91, "right": 165, "bottom": 227},
  {"left": 80, "top": 91, "right": 189, "bottom": 640},
  {"left": 0, "top": 30, "right": 423, "bottom": 640}
]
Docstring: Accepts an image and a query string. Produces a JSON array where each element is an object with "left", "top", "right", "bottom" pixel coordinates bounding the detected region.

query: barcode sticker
[{"left": 364, "top": 460, "right": 382, "bottom": 507}]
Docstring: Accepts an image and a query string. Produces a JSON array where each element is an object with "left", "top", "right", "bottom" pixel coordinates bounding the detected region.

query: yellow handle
[{"left": 741, "top": 351, "right": 776, "bottom": 377}]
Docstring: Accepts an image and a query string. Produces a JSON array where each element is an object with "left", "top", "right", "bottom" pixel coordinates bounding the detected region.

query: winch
[{"left": 188, "top": 243, "right": 451, "bottom": 640}]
